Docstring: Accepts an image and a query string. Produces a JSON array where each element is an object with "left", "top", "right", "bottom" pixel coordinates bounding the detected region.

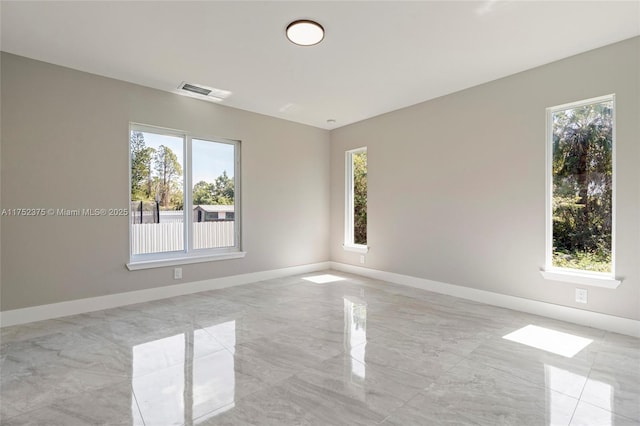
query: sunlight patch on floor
[
  {"left": 302, "top": 274, "right": 346, "bottom": 284},
  {"left": 503, "top": 324, "right": 593, "bottom": 358}
]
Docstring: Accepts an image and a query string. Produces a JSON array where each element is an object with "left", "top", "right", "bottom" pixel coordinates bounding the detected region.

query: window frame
[
  {"left": 542, "top": 95, "right": 621, "bottom": 288},
  {"left": 343, "top": 147, "right": 368, "bottom": 253},
  {"left": 127, "top": 123, "right": 244, "bottom": 270}
]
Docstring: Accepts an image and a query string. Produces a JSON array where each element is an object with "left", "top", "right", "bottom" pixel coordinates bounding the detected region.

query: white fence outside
[{"left": 131, "top": 222, "right": 235, "bottom": 255}]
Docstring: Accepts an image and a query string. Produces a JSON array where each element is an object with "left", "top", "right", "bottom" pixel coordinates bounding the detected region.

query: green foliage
[
  {"left": 130, "top": 132, "right": 233, "bottom": 211},
  {"left": 130, "top": 133, "right": 183, "bottom": 210},
  {"left": 153, "top": 145, "right": 183, "bottom": 208},
  {"left": 192, "top": 172, "right": 234, "bottom": 206},
  {"left": 193, "top": 181, "right": 216, "bottom": 205},
  {"left": 213, "top": 171, "right": 235, "bottom": 205},
  {"left": 130, "top": 132, "right": 155, "bottom": 201},
  {"left": 552, "top": 101, "right": 612, "bottom": 272},
  {"left": 353, "top": 151, "right": 367, "bottom": 245},
  {"left": 552, "top": 249, "right": 611, "bottom": 273}
]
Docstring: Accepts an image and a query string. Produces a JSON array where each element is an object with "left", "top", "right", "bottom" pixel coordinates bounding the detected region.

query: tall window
[
  {"left": 344, "top": 147, "right": 367, "bottom": 251},
  {"left": 547, "top": 95, "right": 614, "bottom": 275},
  {"left": 129, "top": 124, "right": 241, "bottom": 267}
]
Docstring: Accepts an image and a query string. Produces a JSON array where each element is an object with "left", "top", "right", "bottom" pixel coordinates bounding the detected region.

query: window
[
  {"left": 545, "top": 95, "right": 616, "bottom": 284},
  {"left": 128, "top": 124, "right": 243, "bottom": 269},
  {"left": 344, "top": 147, "right": 368, "bottom": 252}
]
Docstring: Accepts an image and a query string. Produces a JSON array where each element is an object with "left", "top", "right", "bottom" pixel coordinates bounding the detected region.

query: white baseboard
[
  {"left": 0, "top": 262, "right": 331, "bottom": 327},
  {"left": 331, "top": 262, "right": 640, "bottom": 338},
  {"left": 3, "top": 261, "right": 638, "bottom": 338}
]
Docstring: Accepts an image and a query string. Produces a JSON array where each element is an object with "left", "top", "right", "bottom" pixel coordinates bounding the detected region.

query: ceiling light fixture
[{"left": 286, "top": 20, "right": 324, "bottom": 46}]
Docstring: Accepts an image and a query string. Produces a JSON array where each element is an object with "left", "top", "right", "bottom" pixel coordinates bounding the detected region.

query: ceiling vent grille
[
  {"left": 176, "top": 81, "right": 231, "bottom": 102},
  {"left": 181, "top": 83, "right": 212, "bottom": 96}
]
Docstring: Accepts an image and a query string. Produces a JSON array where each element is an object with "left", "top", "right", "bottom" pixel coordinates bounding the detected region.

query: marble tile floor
[{"left": 1, "top": 270, "right": 638, "bottom": 425}]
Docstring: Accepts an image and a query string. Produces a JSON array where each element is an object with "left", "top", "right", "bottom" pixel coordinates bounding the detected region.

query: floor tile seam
[
  {"left": 180, "top": 367, "right": 306, "bottom": 421},
  {"left": 130, "top": 381, "right": 148, "bottom": 426},
  {"left": 376, "top": 414, "right": 392, "bottom": 425},
  {"left": 0, "top": 329, "right": 113, "bottom": 347},
  {"left": 485, "top": 364, "right": 608, "bottom": 416},
  {"left": 278, "top": 374, "right": 390, "bottom": 423},
  {"left": 199, "top": 325, "right": 294, "bottom": 348},
  {"left": 435, "top": 350, "right": 470, "bottom": 380},
  {"left": 0, "top": 330, "right": 78, "bottom": 346},
  {"left": 588, "top": 346, "right": 636, "bottom": 374},
  {"left": 466, "top": 339, "right": 597, "bottom": 374},
  {"left": 574, "top": 397, "right": 638, "bottom": 422},
  {"left": 0, "top": 377, "right": 134, "bottom": 422},
  {"left": 80, "top": 364, "right": 133, "bottom": 380},
  {"left": 571, "top": 351, "right": 598, "bottom": 403},
  {"left": 356, "top": 355, "right": 445, "bottom": 385},
  {"left": 20, "top": 337, "right": 126, "bottom": 355},
  {"left": 365, "top": 320, "right": 441, "bottom": 344},
  {"left": 235, "top": 331, "right": 347, "bottom": 358},
  {"left": 48, "top": 400, "right": 109, "bottom": 424},
  {"left": 0, "top": 357, "right": 132, "bottom": 382},
  {"left": 230, "top": 341, "right": 325, "bottom": 377},
  {"left": 576, "top": 363, "right": 639, "bottom": 421},
  {"left": 435, "top": 350, "right": 594, "bottom": 405},
  {"left": 188, "top": 401, "right": 237, "bottom": 426},
  {"left": 567, "top": 401, "right": 579, "bottom": 426},
  {"left": 0, "top": 399, "right": 29, "bottom": 422},
  {"left": 373, "top": 386, "right": 429, "bottom": 425},
  {"left": 193, "top": 319, "right": 238, "bottom": 346},
  {"left": 362, "top": 332, "right": 486, "bottom": 358},
  {"left": 276, "top": 324, "right": 349, "bottom": 345},
  {"left": 458, "top": 356, "right": 562, "bottom": 396},
  {"left": 127, "top": 345, "right": 235, "bottom": 381},
  {"left": 0, "top": 403, "right": 89, "bottom": 424},
  {"left": 415, "top": 375, "right": 580, "bottom": 426}
]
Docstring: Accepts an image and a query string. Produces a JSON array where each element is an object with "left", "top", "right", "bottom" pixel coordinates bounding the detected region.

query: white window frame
[
  {"left": 344, "top": 147, "right": 368, "bottom": 253},
  {"left": 541, "top": 95, "right": 621, "bottom": 288},
  {"left": 127, "top": 123, "right": 245, "bottom": 270}
]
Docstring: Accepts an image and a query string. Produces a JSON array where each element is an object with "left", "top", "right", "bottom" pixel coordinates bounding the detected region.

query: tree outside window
[{"left": 550, "top": 97, "right": 613, "bottom": 273}]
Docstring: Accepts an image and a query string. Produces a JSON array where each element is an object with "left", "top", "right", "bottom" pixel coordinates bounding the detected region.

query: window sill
[
  {"left": 343, "top": 244, "right": 369, "bottom": 254},
  {"left": 127, "top": 252, "right": 246, "bottom": 271},
  {"left": 540, "top": 269, "right": 622, "bottom": 289}
]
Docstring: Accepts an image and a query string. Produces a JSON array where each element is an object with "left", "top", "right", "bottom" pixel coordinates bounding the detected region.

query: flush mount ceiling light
[{"left": 286, "top": 20, "right": 324, "bottom": 46}]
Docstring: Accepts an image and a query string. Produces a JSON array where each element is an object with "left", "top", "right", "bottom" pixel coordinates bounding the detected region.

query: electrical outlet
[
  {"left": 575, "top": 288, "right": 588, "bottom": 304},
  {"left": 360, "top": 255, "right": 365, "bottom": 264},
  {"left": 174, "top": 267, "right": 182, "bottom": 280}
]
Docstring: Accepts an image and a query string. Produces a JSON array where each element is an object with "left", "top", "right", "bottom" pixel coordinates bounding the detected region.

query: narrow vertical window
[
  {"left": 344, "top": 147, "right": 368, "bottom": 251},
  {"left": 547, "top": 95, "right": 614, "bottom": 276},
  {"left": 129, "top": 124, "right": 242, "bottom": 269}
]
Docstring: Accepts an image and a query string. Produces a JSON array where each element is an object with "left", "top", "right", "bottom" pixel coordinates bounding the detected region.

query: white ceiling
[{"left": 1, "top": 1, "right": 639, "bottom": 129}]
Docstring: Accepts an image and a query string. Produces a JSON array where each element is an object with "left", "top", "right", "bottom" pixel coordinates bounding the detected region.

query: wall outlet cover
[{"left": 575, "top": 288, "right": 588, "bottom": 304}]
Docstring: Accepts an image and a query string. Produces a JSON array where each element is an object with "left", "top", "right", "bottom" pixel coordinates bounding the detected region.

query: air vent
[
  {"left": 176, "top": 81, "right": 231, "bottom": 102},
  {"left": 181, "top": 83, "right": 212, "bottom": 96}
]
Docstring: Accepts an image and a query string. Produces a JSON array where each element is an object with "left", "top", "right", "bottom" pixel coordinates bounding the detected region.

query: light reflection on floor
[
  {"left": 1, "top": 272, "right": 637, "bottom": 425},
  {"left": 131, "top": 322, "right": 236, "bottom": 425},
  {"left": 344, "top": 296, "right": 367, "bottom": 384}
]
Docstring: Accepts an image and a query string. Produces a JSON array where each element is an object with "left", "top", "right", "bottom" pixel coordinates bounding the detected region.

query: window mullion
[{"left": 185, "top": 135, "right": 192, "bottom": 253}]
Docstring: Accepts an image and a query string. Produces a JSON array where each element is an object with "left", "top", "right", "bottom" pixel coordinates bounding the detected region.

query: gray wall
[
  {"left": 1, "top": 53, "right": 330, "bottom": 311},
  {"left": 2, "top": 37, "right": 639, "bottom": 321},
  {"left": 330, "top": 37, "right": 640, "bottom": 321}
]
